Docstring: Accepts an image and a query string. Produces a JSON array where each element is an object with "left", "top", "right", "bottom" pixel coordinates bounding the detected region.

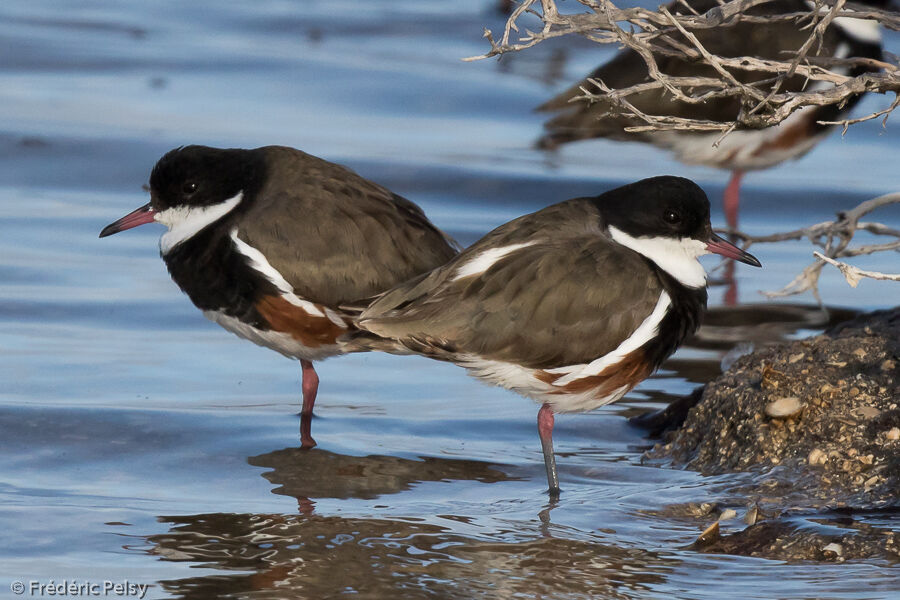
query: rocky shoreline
[{"left": 636, "top": 307, "right": 900, "bottom": 561}]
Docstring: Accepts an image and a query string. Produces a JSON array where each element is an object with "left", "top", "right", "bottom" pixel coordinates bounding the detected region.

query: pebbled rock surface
[{"left": 642, "top": 307, "right": 900, "bottom": 561}]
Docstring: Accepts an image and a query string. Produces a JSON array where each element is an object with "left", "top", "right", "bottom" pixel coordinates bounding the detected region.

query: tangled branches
[
  {"left": 728, "top": 193, "right": 900, "bottom": 301},
  {"left": 467, "top": 0, "right": 900, "bottom": 135}
]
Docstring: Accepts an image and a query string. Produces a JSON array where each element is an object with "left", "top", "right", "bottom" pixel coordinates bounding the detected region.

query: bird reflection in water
[
  {"left": 143, "top": 508, "right": 679, "bottom": 599},
  {"left": 247, "top": 447, "right": 513, "bottom": 514}
]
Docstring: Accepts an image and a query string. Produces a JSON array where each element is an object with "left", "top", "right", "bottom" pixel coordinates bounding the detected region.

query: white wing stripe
[
  {"left": 230, "top": 229, "right": 328, "bottom": 319},
  {"left": 548, "top": 291, "right": 672, "bottom": 386},
  {"left": 452, "top": 242, "right": 538, "bottom": 281}
]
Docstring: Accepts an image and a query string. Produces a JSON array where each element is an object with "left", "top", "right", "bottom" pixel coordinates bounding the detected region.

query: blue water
[{"left": 1, "top": 1, "right": 898, "bottom": 598}]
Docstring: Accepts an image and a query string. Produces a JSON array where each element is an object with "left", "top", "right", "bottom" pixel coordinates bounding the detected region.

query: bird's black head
[
  {"left": 148, "top": 145, "right": 266, "bottom": 212},
  {"left": 592, "top": 175, "right": 761, "bottom": 268},
  {"left": 595, "top": 176, "right": 713, "bottom": 240},
  {"left": 99, "top": 145, "right": 268, "bottom": 241}
]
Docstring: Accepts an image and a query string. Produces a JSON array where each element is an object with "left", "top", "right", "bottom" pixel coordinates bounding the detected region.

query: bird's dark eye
[
  {"left": 182, "top": 181, "right": 198, "bottom": 196},
  {"left": 663, "top": 209, "right": 681, "bottom": 224}
]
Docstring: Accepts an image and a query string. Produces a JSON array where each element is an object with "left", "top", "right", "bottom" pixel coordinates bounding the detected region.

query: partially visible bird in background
[{"left": 538, "top": 0, "right": 884, "bottom": 230}]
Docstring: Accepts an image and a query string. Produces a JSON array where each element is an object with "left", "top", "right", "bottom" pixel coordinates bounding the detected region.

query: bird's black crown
[
  {"left": 149, "top": 145, "right": 266, "bottom": 212},
  {"left": 592, "top": 175, "right": 713, "bottom": 241}
]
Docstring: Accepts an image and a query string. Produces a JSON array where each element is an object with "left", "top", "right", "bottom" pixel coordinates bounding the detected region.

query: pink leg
[
  {"left": 537, "top": 403, "right": 560, "bottom": 496},
  {"left": 300, "top": 359, "right": 319, "bottom": 449},
  {"left": 722, "top": 170, "right": 744, "bottom": 305},
  {"left": 724, "top": 170, "right": 744, "bottom": 231}
]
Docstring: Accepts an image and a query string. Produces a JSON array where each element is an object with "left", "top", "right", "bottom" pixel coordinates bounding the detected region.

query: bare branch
[
  {"left": 472, "top": 2, "right": 900, "bottom": 299},
  {"left": 815, "top": 252, "right": 900, "bottom": 286},
  {"left": 818, "top": 92, "right": 900, "bottom": 134},
  {"left": 469, "top": 0, "right": 900, "bottom": 133},
  {"left": 728, "top": 193, "right": 900, "bottom": 299}
]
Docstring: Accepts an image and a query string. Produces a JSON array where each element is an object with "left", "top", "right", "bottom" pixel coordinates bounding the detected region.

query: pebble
[
  {"left": 855, "top": 406, "right": 880, "bottom": 419},
  {"left": 745, "top": 505, "right": 759, "bottom": 525},
  {"left": 718, "top": 509, "right": 737, "bottom": 521},
  {"left": 822, "top": 542, "right": 843, "bottom": 557},
  {"left": 765, "top": 397, "right": 805, "bottom": 419},
  {"left": 687, "top": 502, "right": 717, "bottom": 517},
  {"left": 695, "top": 521, "right": 720, "bottom": 546},
  {"left": 808, "top": 448, "right": 827, "bottom": 466},
  {"left": 885, "top": 427, "right": 900, "bottom": 441}
]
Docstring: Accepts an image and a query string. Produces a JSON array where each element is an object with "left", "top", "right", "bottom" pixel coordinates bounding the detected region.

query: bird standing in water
[
  {"left": 100, "top": 145, "right": 458, "bottom": 448},
  {"left": 358, "top": 176, "right": 761, "bottom": 494}
]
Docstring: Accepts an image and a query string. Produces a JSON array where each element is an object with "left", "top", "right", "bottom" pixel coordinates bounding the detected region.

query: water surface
[{"left": 1, "top": 1, "right": 899, "bottom": 598}]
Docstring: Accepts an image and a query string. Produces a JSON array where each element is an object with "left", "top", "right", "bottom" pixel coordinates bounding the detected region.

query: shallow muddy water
[{"left": 1, "top": 1, "right": 899, "bottom": 598}]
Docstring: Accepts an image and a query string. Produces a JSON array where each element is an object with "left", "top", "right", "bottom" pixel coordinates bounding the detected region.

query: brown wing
[
  {"left": 356, "top": 196, "right": 605, "bottom": 316},
  {"left": 360, "top": 236, "right": 664, "bottom": 370},
  {"left": 237, "top": 147, "right": 458, "bottom": 307}
]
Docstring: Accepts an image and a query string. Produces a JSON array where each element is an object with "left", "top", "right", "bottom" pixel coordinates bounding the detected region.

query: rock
[
  {"left": 765, "top": 397, "right": 804, "bottom": 419},
  {"left": 689, "top": 517, "right": 898, "bottom": 562},
  {"left": 744, "top": 505, "right": 759, "bottom": 525},
  {"left": 855, "top": 406, "right": 881, "bottom": 419},
  {"left": 808, "top": 448, "right": 827, "bottom": 466},
  {"left": 693, "top": 518, "right": 900, "bottom": 563},
  {"left": 645, "top": 307, "right": 900, "bottom": 561},
  {"left": 649, "top": 307, "right": 900, "bottom": 508},
  {"left": 693, "top": 521, "right": 721, "bottom": 547}
]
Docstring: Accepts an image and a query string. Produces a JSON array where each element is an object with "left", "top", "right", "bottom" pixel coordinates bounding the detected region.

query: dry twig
[
  {"left": 814, "top": 252, "right": 900, "bottom": 286},
  {"left": 467, "top": 0, "right": 900, "bottom": 133},
  {"left": 726, "top": 193, "right": 900, "bottom": 299}
]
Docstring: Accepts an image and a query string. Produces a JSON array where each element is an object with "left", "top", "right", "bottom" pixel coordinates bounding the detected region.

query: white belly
[{"left": 204, "top": 309, "right": 344, "bottom": 362}]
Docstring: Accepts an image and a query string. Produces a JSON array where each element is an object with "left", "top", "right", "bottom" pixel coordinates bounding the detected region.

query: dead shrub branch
[
  {"left": 726, "top": 193, "right": 900, "bottom": 299},
  {"left": 466, "top": 0, "right": 900, "bottom": 133},
  {"left": 469, "top": 0, "right": 900, "bottom": 296}
]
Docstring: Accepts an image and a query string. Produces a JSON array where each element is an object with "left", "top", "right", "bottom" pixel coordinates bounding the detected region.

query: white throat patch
[
  {"left": 608, "top": 226, "right": 707, "bottom": 289},
  {"left": 157, "top": 191, "right": 243, "bottom": 255}
]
